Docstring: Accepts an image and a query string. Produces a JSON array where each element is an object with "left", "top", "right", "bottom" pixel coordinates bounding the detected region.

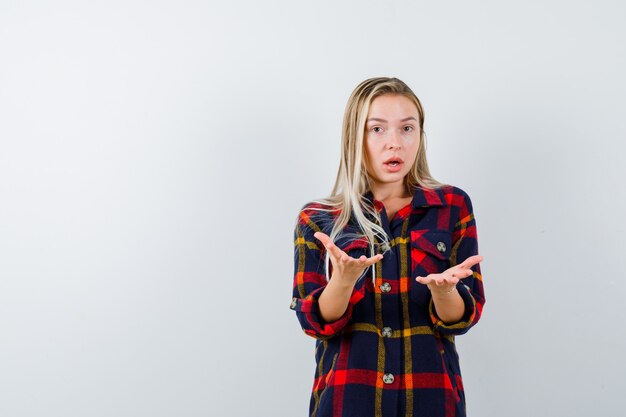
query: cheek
[
  {"left": 409, "top": 140, "right": 421, "bottom": 159},
  {"left": 364, "top": 143, "right": 382, "bottom": 175},
  {"left": 364, "top": 141, "right": 378, "bottom": 163}
]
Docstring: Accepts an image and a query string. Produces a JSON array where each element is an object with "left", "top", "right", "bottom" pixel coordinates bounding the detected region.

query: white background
[{"left": 1, "top": 1, "right": 625, "bottom": 416}]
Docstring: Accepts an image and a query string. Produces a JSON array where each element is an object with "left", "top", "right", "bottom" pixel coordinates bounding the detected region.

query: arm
[
  {"left": 315, "top": 232, "right": 382, "bottom": 322},
  {"left": 416, "top": 255, "right": 482, "bottom": 324},
  {"left": 416, "top": 191, "right": 485, "bottom": 335},
  {"left": 430, "top": 285, "right": 466, "bottom": 324},
  {"left": 317, "top": 271, "right": 357, "bottom": 323},
  {"left": 290, "top": 208, "right": 382, "bottom": 339}
]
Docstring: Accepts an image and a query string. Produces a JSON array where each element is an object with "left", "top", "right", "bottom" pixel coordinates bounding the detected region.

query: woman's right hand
[{"left": 314, "top": 231, "right": 384, "bottom": 284}]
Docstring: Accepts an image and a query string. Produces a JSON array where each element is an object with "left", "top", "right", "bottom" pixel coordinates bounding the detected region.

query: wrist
[
  {"left": 430, "top": 285, "right": 457, "bottom": 296},
  {"left": 329, "top": 272, "right": 358, "bottom": 289}
]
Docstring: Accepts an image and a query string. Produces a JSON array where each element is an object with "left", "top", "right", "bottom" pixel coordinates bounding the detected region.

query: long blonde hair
[{"left": 301, "top": 77, "right": 446, "bottom": 282}]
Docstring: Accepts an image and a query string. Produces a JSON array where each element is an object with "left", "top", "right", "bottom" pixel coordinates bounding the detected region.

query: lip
[
  {"left": 383, "top": 161, "right": 403, "bottom": 173},
  {"left": 383, "top": 156, "right": 404, "bottom": 164}
]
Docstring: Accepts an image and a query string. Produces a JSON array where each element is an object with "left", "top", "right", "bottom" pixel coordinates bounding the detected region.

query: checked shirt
[{"left": 290, "top": 185, "right": 485, "bottom": 417}]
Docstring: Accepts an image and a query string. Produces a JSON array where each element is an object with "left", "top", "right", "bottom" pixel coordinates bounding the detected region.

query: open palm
[
  {"left": 415, "top": 255, "right": 483, "bottom": 293},
  {"left": 314, "top": 231, "right": 384, "bottom": 283}
]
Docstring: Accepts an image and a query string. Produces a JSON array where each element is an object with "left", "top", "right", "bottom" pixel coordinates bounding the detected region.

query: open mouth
[{"left": 384, "top": 157, "right": 404, "bottom": 167}]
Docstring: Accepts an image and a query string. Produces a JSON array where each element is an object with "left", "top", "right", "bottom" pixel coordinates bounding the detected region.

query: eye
[
  {"left": 403, "top": 125, "right": 414, "bottom": 132},
  {"left": 371, "top": 126, "right": 383, "bottom": 133}
]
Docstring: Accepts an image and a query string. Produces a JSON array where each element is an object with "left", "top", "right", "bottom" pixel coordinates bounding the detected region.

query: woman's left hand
[{"left": 415, "top": 255, "right": 483, "bottom": 294}]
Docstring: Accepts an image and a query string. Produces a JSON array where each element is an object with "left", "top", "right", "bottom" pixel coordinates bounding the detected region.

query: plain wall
[{"left": 1, "top": 0, "right": 624, "bottom": 416}]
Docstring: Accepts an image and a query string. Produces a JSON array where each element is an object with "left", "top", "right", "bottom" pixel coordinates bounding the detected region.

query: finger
[
  {"left": 416, "top": 274, "right": 438, "bottom": 284},
  {"left": 313, "top": 231, "right": 331, "bottom": 246},
  {"left": 350, "top": 253, "right": 383, "bottom": 270},
  {"left": 451, "top": 267, "right": 473, "bottom": 279},
  {"left": 440, "top": 274, "right": 456, "bottom": 286},
  {"left": 459, "top": 255, "right": 483, "bottom": 269},
  {"left": 354, "top": 255, "right": 370, "bottom": 267},
  {"left": 366, "top": 253, "right": 384, "bottom": 265},
  {"left": 325, "top": 241, "right": 348, "bottom": 263},
  {"left": 442, "top": 274, "right": 460, "bottom": 286},
  {"left": 415, "top": 276, "right": 429, "bottom": 284},
  {"left": 313, "top": 232, "right": 342, "bottom": 260}
]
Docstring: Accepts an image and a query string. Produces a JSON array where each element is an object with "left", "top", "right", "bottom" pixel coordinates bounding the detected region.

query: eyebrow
[{"left": 366, "top": 117, "right": 418, "bottom": 123}]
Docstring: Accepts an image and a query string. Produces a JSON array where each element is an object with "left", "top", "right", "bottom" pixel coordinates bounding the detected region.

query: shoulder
[
  {"left": 436, "top": 184, "right": 474, "bottom": 210},
  {"left": 298, "top": 200, "right": 339, "bottom": 220},
  {"left": 438, "top": 185, "right": 478, "bottom": 229},
  {"left": 295, "top": 200, "right": 341, "bottom": 235}
]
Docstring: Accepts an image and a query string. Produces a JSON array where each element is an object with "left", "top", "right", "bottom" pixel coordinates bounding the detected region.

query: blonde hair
[{"left": 300, "top": 77, "right": 446, "bottom": 282}]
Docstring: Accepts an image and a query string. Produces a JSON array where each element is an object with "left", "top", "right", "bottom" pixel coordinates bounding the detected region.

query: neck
[{"left": 369, "top": 181, "right": 409, "bottom": 201}]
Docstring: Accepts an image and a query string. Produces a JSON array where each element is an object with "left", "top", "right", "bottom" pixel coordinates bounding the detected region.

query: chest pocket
[{"left": 409, "top": 229, "right": 452, "bottom": 277}]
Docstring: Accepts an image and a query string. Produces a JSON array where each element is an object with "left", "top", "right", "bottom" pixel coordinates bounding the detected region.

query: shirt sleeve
[
  {"left": 289, "top": 206, "right": 369, "bottom": 340},
  {"left": 429, "top": 190, "right": 485, "bottom": 336}
]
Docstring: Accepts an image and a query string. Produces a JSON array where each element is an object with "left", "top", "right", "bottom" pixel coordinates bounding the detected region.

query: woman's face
[{"left": 364, "top": 94, "right": 421, "bottom": 192}]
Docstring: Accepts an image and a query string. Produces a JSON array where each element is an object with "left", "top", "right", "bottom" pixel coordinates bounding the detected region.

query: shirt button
[
  {"left": 437, "top": 241, "right": 447, "bottom": 253},
  {"left": 380, "top": 282, "right": 391, "bottom": 293},
  {"left": 381, "top": 327, "right": 393, "bottom": 338},
  {"left": 382, "top": 373, "right": 394, "bottom": 384}
]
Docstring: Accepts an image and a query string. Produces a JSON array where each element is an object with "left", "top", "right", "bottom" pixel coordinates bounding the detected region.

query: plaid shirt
[{"left": 290, "top": 185, "right": 485, "bottom": 417}]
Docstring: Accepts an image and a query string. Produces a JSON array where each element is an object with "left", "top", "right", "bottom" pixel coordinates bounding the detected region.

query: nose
[{"left": 387, "top": 130, "right": 402, "bottom": 150}]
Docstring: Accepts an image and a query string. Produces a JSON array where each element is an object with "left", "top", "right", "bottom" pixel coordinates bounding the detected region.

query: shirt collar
[{"left": 364, "top": 186, "right": 447, "bottom": 211}]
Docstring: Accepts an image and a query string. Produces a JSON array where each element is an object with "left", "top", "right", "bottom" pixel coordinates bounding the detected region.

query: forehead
[{"left": 367, "top": 94, "right": 419, "bottom": 120}]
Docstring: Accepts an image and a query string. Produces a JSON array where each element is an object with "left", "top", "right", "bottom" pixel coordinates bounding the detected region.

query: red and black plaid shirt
[{"left": 291, "top": 185, "right": 485, "bottom": 417}]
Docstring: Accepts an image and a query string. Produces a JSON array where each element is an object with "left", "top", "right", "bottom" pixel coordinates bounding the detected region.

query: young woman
[{"left": 290, "top": 77, "right": 485, "bottom": 417}]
